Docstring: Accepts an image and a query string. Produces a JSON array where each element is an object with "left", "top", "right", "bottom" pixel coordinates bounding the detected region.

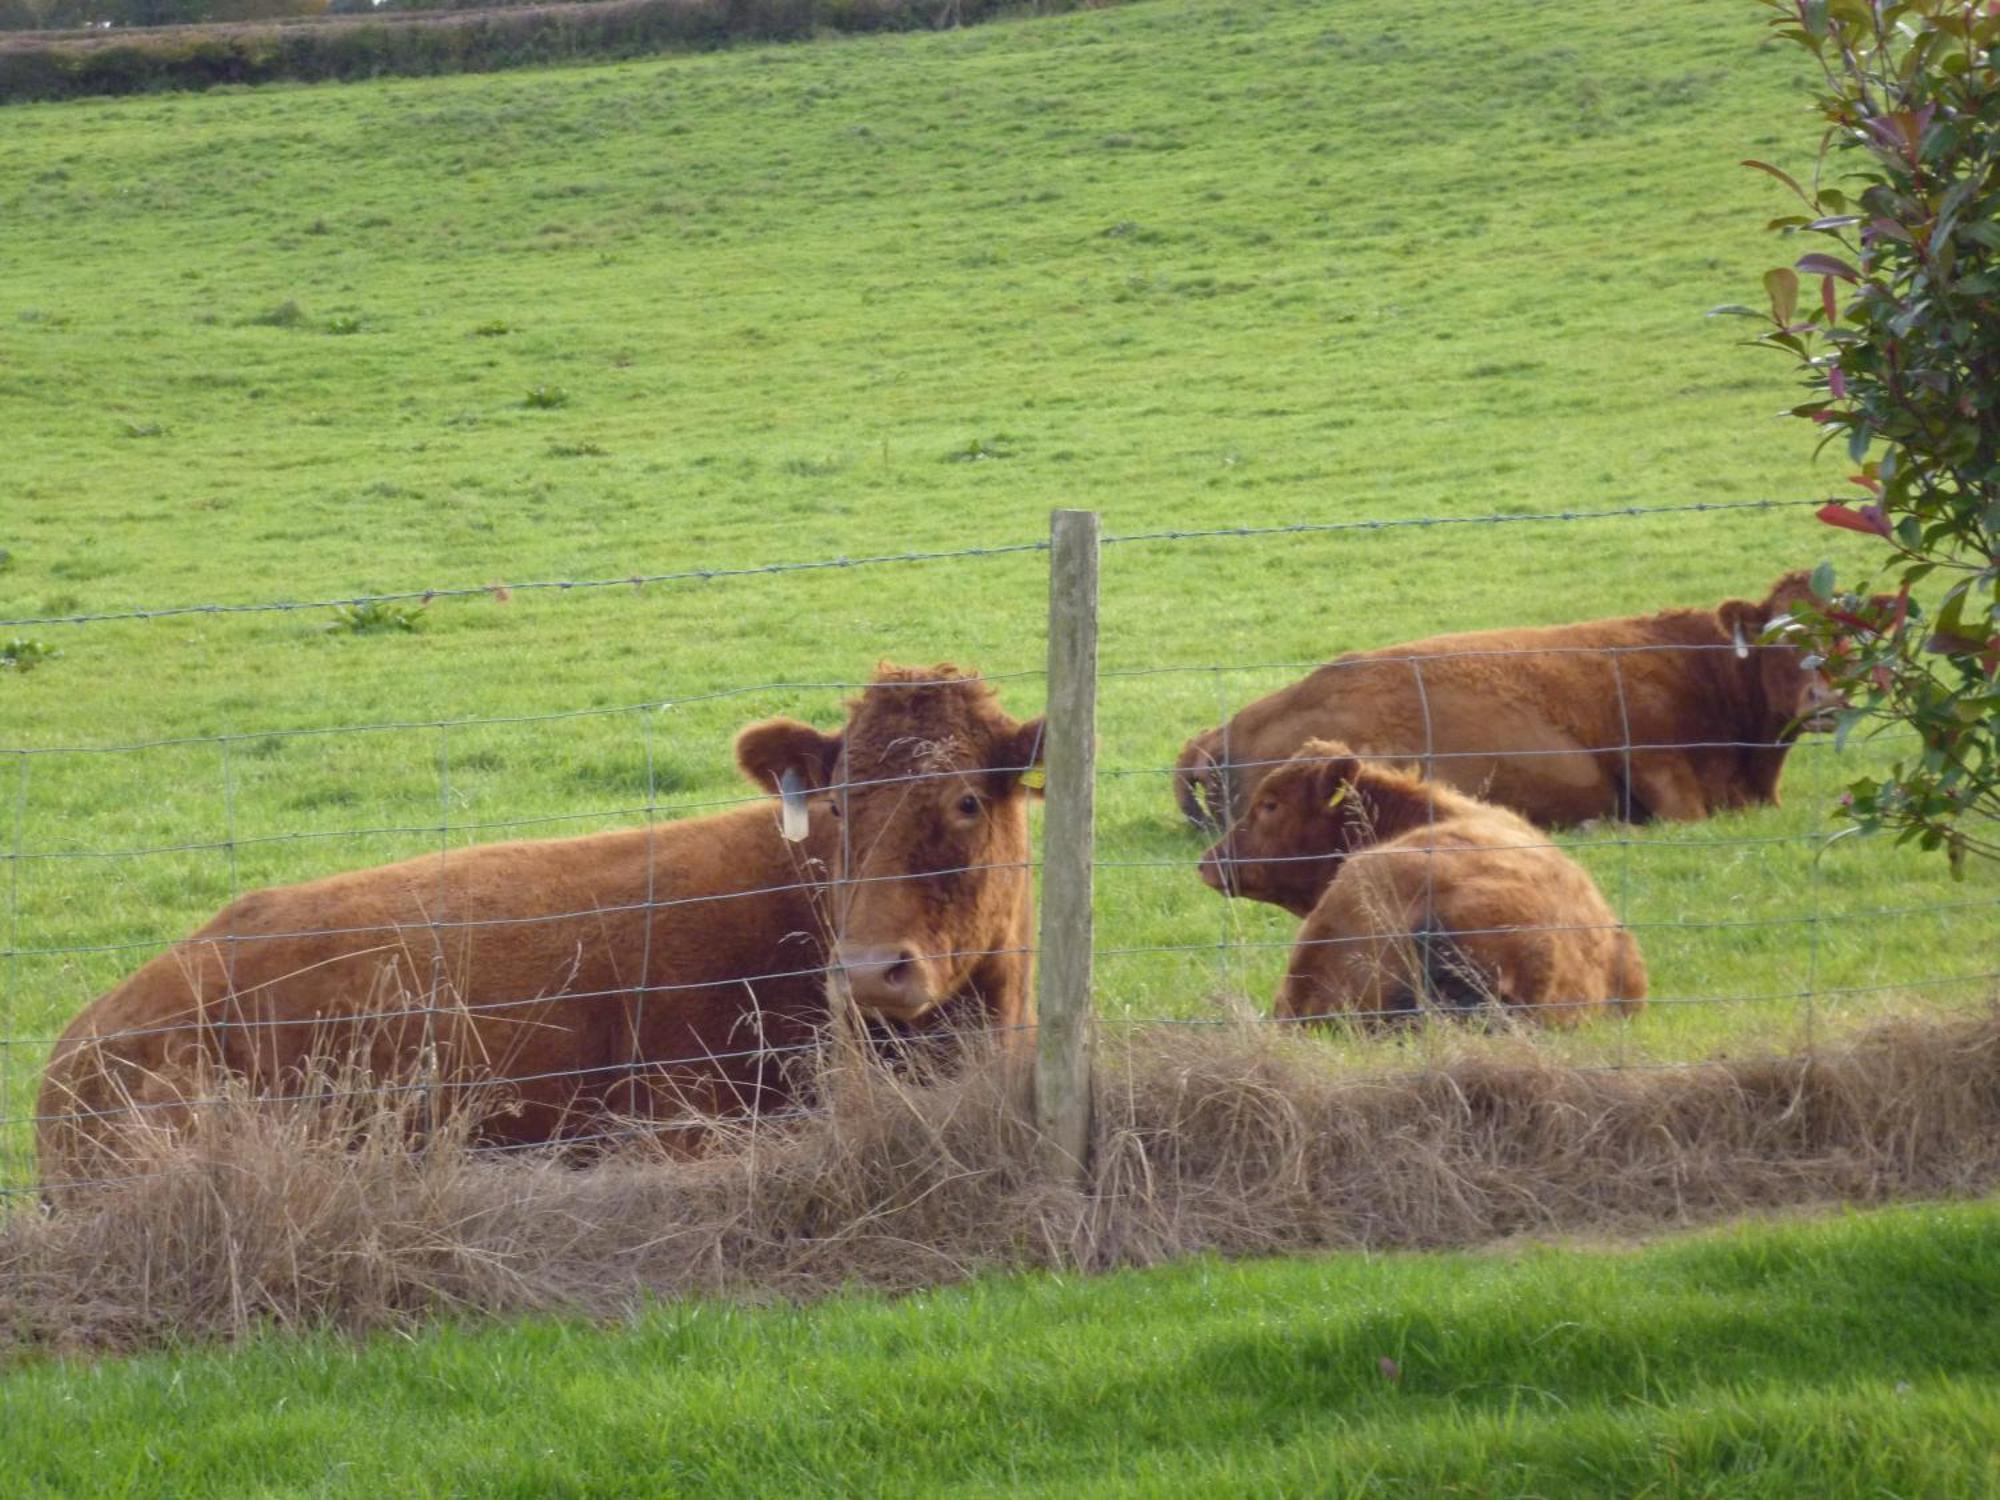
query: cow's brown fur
[
  {"left": 1199, "top": 740, "right": 1646, "bottom": 1028},
  {"left": 1174, "top": 573, "right": 1838, "bottom": 830},
  {"left": 38, "top": 664, "right": 1044, "bottom": 1187}
]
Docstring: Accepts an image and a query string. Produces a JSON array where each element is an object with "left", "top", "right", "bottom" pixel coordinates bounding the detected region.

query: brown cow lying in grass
[
  {"left": 1175, "top": 572, "right": 1839, "bottom": 831},
  {"left": 1198, "top": 740, "right": 1647, "bottom": 1028},
  {"left": 38, "top": 663, "right": 1045, "bottom": 1189}
]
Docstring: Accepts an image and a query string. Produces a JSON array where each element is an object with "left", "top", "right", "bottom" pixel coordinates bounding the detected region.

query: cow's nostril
[{"left": 835, "top": 943, "right": 932, "bottom": 1011}]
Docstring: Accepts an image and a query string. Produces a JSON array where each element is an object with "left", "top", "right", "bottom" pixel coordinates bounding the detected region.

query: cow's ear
[
  {"left": 1718, "top": 600, "right": 1770, "bottom": 660},
  {"left": 991, "top": 716, "right": 1047, "bottom": 798},
  {"left": 1309, "top": 750, "right": 1361, "bottom": 812},
  {"left": 735, "top": 718, "right": 841, "bottom": 797}
]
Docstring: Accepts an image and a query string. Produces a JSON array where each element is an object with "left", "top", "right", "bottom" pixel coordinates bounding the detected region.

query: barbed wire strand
[{"left": 1, "top": 498, "right": 1819, "bottom": 632}]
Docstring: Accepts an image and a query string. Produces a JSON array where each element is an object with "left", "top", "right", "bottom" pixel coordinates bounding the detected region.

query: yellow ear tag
[
  {"left": 1325, "top": 785, "right": 1349, "bottom": 811},
  {"left": 1019, "top": 767, "right": 1046, "bottom": 791}
]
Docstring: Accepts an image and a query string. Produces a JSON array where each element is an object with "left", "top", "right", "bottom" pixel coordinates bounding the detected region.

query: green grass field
[
  {"left": 3, "top": 2, "right": 2000, "bottom": 1488},
  {"left": 2, "top": 0, "right": 1996, "bottom": 1192},
  {"left": 4, "top": 1201, "right": 1998, "bottom": 1496}
]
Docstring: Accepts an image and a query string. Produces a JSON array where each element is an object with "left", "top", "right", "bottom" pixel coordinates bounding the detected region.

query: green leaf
[
  {"left": 1810, "top": 560, "right": 1837, "bottom": 600},
  {"left": 1764, "top": 267, "right": 1800, "bottom": 324},
  {"left": 1935, "top": 582, "right": 1974, "bottom": 639}
]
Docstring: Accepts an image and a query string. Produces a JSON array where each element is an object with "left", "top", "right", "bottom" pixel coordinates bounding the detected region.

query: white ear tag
[
  {"left": 1733, "top": 623, "right": 1750, "bottom": 660},
  {"left": 778, "top": 769, "right": 810, "bottom": 843}
]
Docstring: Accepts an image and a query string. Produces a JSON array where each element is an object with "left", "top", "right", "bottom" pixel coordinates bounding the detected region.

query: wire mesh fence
[{"left": 4, "top": 501, "right": 1995, "bottom": 1199}]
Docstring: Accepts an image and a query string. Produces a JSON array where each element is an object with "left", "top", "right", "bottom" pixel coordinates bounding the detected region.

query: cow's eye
[{"left": 957, "top": 793, "right": 981, "bottom": 818}]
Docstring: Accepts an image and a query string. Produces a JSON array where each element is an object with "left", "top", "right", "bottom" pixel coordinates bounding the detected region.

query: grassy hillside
[
  {"left": 0, "top": 0, "right": 1994, "bottom": 1191},
  {"left": 5, "top": 1201, "right": 1999, "bottom": 1496}
]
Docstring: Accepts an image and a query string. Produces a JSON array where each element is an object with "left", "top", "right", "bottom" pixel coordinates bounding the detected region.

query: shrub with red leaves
[{"left": 1722, "top": 0, "right": 2000, "bottom": 871}]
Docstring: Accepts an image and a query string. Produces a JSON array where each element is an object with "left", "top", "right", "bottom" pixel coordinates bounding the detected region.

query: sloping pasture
[{"left": 0, "top": 0, "right": 1993, "bottom": 1198}]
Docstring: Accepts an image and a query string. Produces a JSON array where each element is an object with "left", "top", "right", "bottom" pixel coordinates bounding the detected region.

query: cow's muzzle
[
  {"left": 1197, "top": 845, "right": 1238, "bottom": 896},
  {"left": 834, "top": 942, "right": 941, "bottom": 1019},
  {"left": 1797, "top": 676, "right": 1847, "bottom": 734}
]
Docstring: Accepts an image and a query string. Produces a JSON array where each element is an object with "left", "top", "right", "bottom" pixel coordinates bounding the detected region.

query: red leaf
[
  {"left": 1821, "top": 275, "right": 1839, "bottom": 321},
  {"left": 1829, "top": 365, "right": 1848, "bottom": 398},
  {"left": 1817, "top": 503, "right": 1892, "bottom": 537},
  {"left": 1797, "top": 253, "right": 1860, "bottom": 281},
  {"left": 1378, "top": 1357, "right": 1402, "bottom": 1384},
  {"left": 1847, "top": 470, "right": 1878, "bottom": 494}
]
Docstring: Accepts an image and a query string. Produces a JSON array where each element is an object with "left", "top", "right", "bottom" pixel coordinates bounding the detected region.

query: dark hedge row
[{"left": 0, "top": 0, "right": 1088, "bottom": 102}]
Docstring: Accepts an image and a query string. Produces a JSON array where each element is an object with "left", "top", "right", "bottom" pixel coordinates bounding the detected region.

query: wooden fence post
[{"left": 1035, "top": 508, "right": 1098, "bottom": 1185}]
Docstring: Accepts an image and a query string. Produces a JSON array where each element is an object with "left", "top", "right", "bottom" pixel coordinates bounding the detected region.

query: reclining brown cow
[
  {"left": 1198, "top": 740, "right": 1647, "bottom": 1027},
  {"left": 1175, "top": 572, "right": 1838, "bottom": 831},
  {"left": 38, "top": 663, "right": 1045, "bottom": 1188}
]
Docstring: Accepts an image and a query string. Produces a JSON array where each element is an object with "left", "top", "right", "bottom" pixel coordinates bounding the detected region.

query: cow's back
[
  {"left": 1280, "top": 806, "right": 1646, "bottom": 1026},
  {"left": 1211, "top": 611, "right": 1733, "bottom": 826},
  {"left": 38, "top": 803, "right": 828, "bottom": 1180}
]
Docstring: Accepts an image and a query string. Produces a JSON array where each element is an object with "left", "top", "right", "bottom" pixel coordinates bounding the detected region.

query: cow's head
[
  {"left": 1174, "top": 729, "right": 1231, "bottom": 832},
  {"left": 1719, "top": 571, "right": 1846, "bottom": 736},
  {"left": 735, "top": 664, "right": 1045, "bottom": 1022},
  {"left": 1198, "top": 738, "right": 1374, "bottom": 919}
]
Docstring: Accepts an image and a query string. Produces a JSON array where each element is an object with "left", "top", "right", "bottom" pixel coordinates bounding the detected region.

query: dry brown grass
[{"left": 6, "top": 1006, "right": 2000, "bottom": 1355}]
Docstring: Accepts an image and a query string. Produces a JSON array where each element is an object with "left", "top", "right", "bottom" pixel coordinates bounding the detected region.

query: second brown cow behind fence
[
  {"left": 38, "top": 663, "right": 1045, "bottom": 1190},
  {"left": 1175, "top": 572, "right": 1839, "bottom": 831},
  {"left": 1198, "top": 739, "right": 1647, "bottom": 1027}
]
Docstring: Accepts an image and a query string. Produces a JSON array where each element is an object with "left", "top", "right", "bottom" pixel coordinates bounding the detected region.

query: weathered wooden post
[{"left": 1035, "top": 508, "right": 1098, "bottom": 1185}]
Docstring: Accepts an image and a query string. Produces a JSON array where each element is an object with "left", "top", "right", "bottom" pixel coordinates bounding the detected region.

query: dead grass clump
[
  {"left": 1094, "top": 1010, "right": 2000, "bottom": 1260},
  {"left": 6, "top": 1008, "right": 2000, "bottom": 1354}
]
